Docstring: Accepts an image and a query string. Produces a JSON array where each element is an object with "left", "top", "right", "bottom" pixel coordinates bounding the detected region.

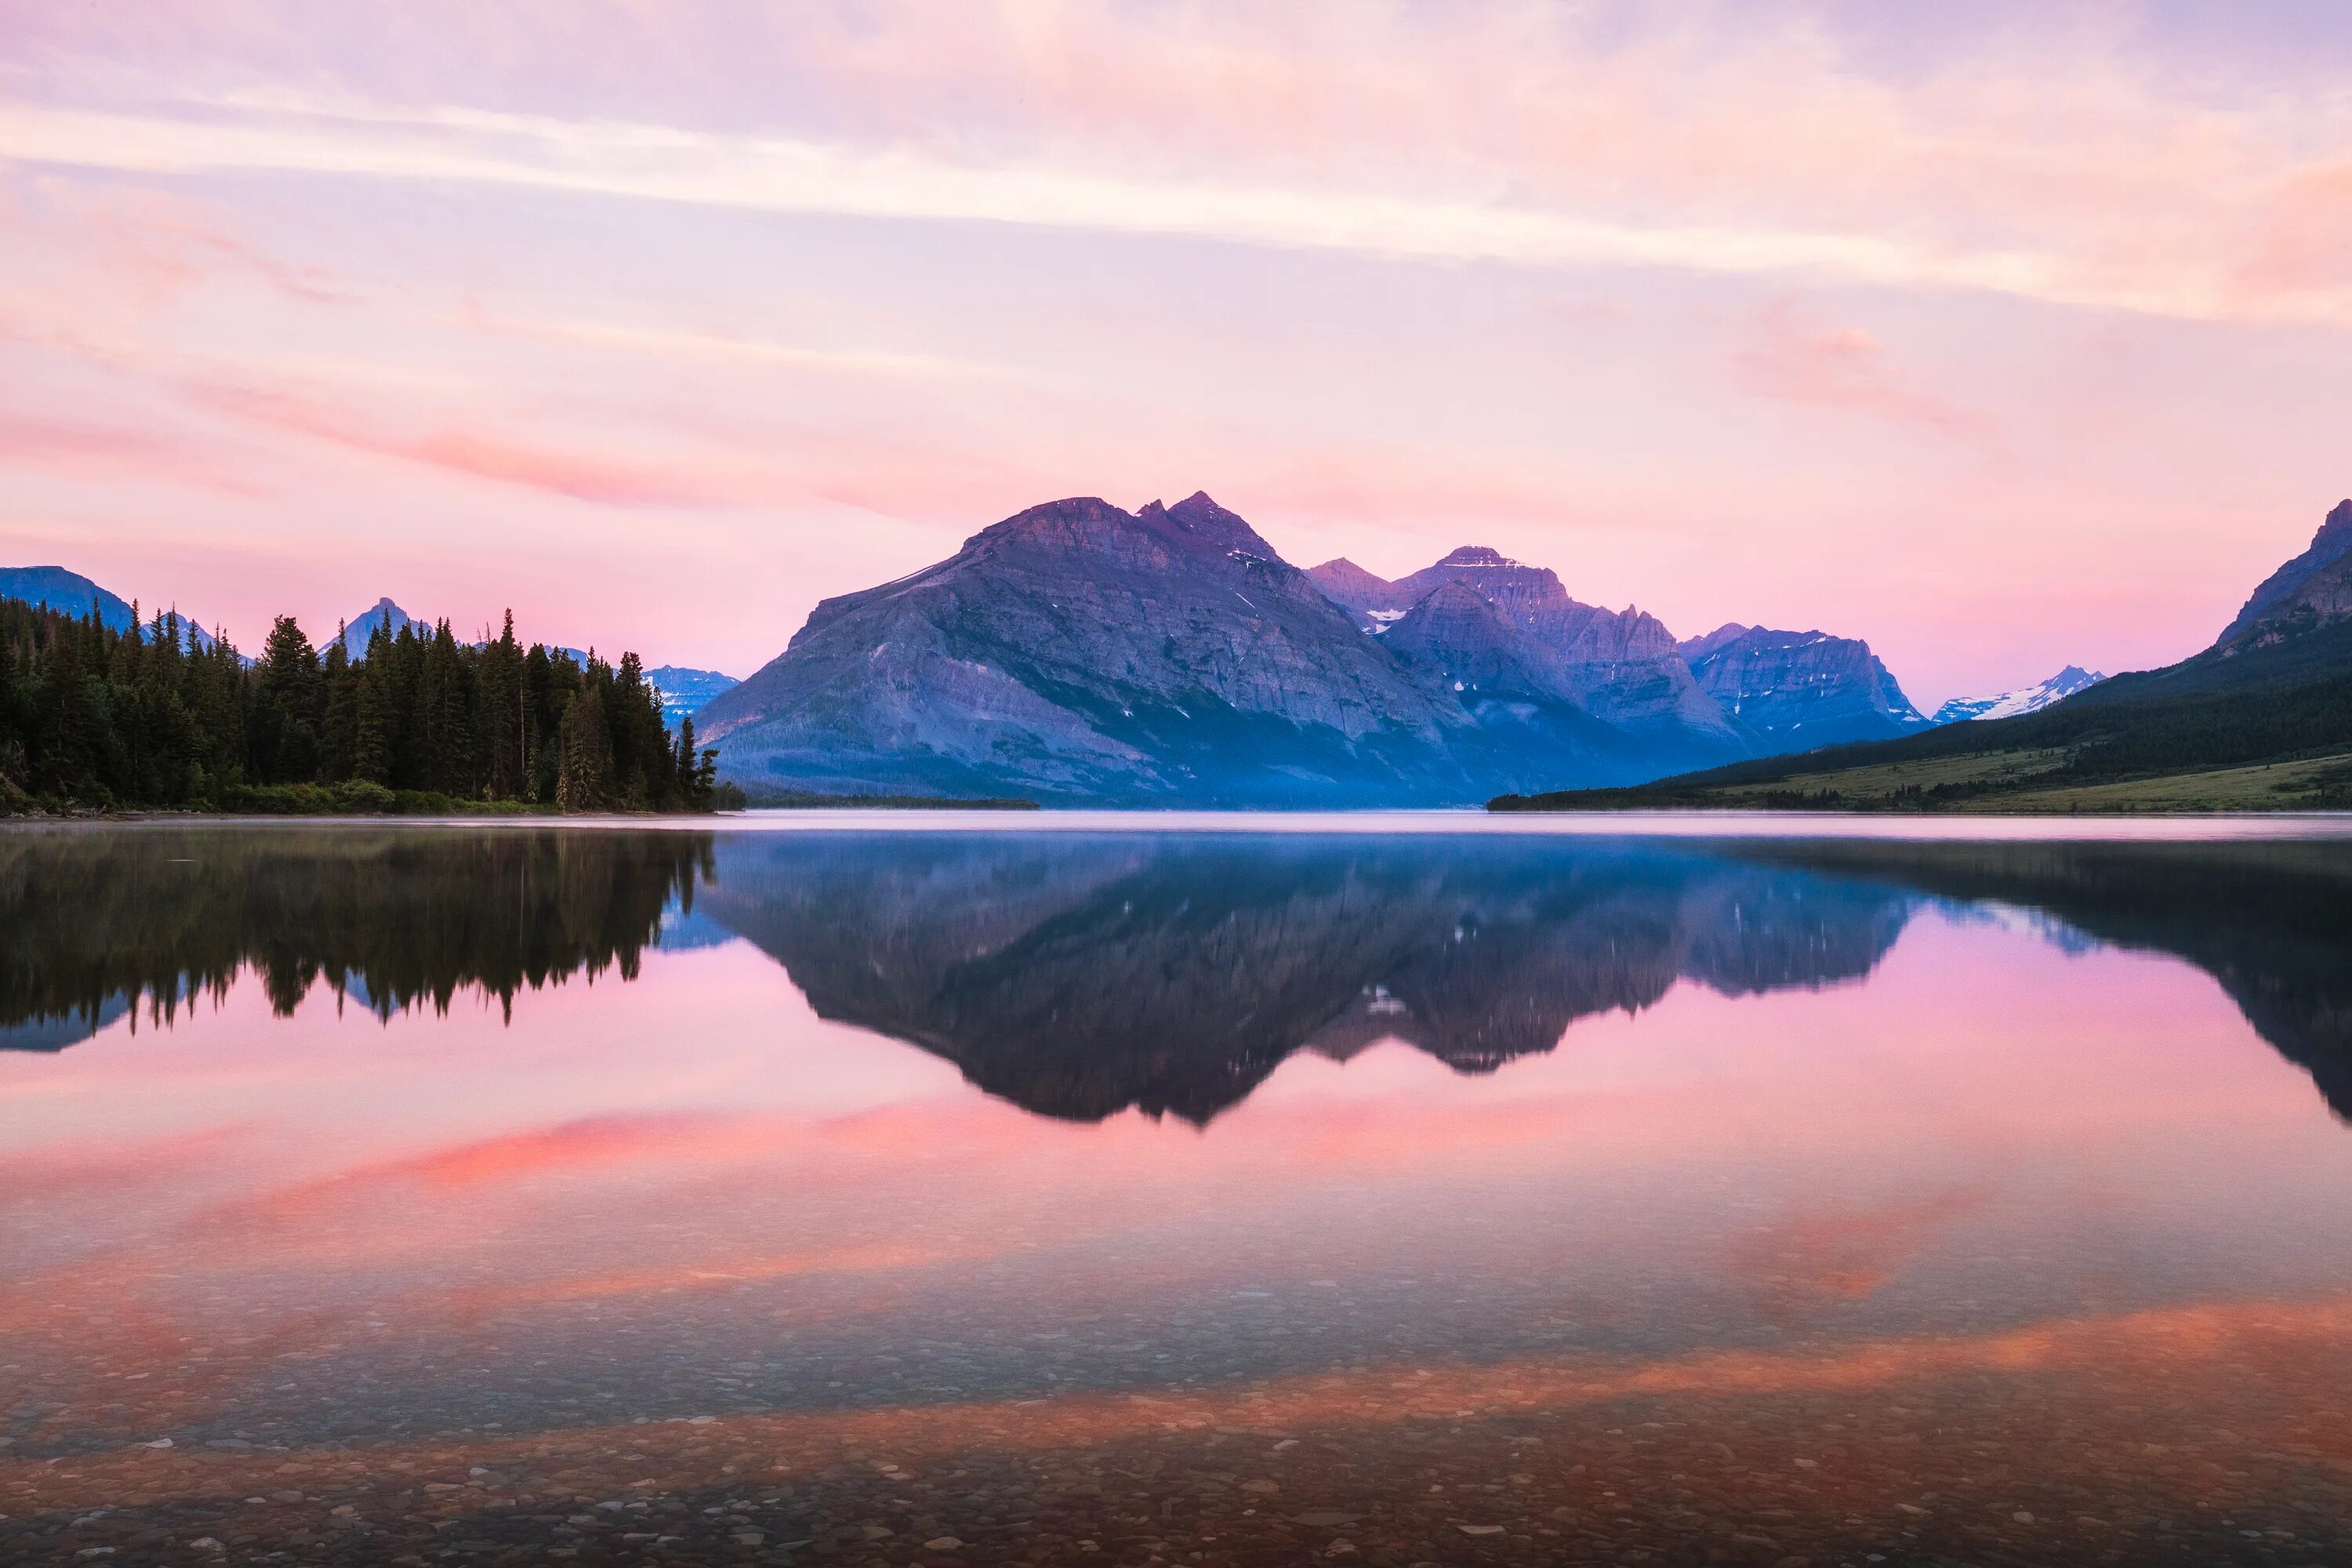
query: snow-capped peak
[{"left": 1931, "top": 665, "right": 2107, "bottom": 725}]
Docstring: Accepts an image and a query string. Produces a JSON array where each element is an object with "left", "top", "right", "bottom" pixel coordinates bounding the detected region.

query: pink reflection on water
[{"left": 1, "top": 906, "right": 2348, "bottom": 1458}]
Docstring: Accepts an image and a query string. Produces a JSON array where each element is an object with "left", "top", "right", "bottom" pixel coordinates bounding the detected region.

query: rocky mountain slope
[
  {"left": 705, "top": 496, "right": 1943, "bottom": 804},
  {"left": 699, "top": 493, "right": 1512, "bottom": 804},
  {"left": 2217, "top": 499, "right": 2352, "bottom": 649},
  {"left": 1678, "top": 623, "right": 1931, "bottom": 749},
  {"left": 1931, "top": 666, "right": 2107, "bottom": 724},
  {"left": 1309, "top": 547, "right": 1748, "bottom": 758}
]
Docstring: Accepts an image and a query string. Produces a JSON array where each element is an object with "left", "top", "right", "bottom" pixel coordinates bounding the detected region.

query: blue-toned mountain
[
  {"left": 1679, "top": 624, "right": 1931, "bottom": 750},
  {"left": 0, "top": 565, "right": 220, "bottom": 652},
  {"left": 698, "top": 493, "right": 1499, "bottom": 805}
]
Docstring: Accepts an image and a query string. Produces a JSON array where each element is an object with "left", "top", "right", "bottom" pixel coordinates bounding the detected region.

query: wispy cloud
[
  {"left": 0, "top": 407, "right": 269, "bottom": 495},
  {"left": 4, "top": 85, "right": 2347, "bottom": 327},
  {"left": 1735, "top": 303, "right": 1998, "bottom": 447},
  {"left": 181, "top": 379, "right": 721, "bottom": 506}
]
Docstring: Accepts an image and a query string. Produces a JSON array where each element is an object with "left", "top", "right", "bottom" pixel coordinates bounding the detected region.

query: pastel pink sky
[{"left": 3, "top": 2, "right": 2350, "bottom": 705}]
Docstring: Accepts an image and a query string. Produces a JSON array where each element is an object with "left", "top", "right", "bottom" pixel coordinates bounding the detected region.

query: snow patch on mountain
[{"left": 1931, "top": 666, "right": 2107, "bottom": 724}]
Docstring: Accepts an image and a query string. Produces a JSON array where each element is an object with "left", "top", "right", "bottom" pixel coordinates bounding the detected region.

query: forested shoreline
[{"left": 0, "top": 596, "right": 735, "bottom": 815}]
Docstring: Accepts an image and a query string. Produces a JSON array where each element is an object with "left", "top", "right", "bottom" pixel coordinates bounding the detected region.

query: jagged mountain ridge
[
  {"left": 699, "top": 493, "right": 1702, "bottom": 804},
  {"left": 1679, "top": 624, "right": 1931, "bottom": 748},
  {"left": 704, "top": 496, "right": 1940, "bottom": 802},
  {"left": 1308, "top": 546, "right": 1748, "bottom": 752}
]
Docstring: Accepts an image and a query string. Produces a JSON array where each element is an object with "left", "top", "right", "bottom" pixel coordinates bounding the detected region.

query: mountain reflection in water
[
  {"left": 699, "top": 837, "right": 1917, "bottom": 1123},
  {"left": 6, "top": 826, "right": 2352, "bottom": 1123},
  {"left": 9, "top": 822, "right": 2352, "bottom": 1567}
]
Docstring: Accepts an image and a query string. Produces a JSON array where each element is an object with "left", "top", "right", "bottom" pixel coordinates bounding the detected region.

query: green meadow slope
[{"left": 1493, "top": 620, "right": 2352, "bottom": 814}]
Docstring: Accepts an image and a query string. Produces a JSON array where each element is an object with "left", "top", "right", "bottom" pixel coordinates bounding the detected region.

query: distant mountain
[
  {"left": 644, "top": 666, "right": 740, "bottom": 729},
  {"left": 333, "top": 597, "right": 421, "bottom": 659},
  {"left": 335, "top": 601, "right": 728, "bottom": 718},
  {"left": 0, "top": 565, "right": 220, "bottom": 652},
  {"left": 1499, "top": 500, "right": 2352, "bottom": 813},
  {"left": 699, "top": 493, "right": 1500, "bottom": 805},
  {"left": 1677, "top": 624, "right": 1931, "bottom": 748},
  {"left": 1931, "top": 666, "right": 2107, "bottom": 724},
  {"left": 1309, "top": 546, "right": 1748, "bottom": 757},
  {"left": 2217, "top": 499, "right": 2352, "bottom": 649}
]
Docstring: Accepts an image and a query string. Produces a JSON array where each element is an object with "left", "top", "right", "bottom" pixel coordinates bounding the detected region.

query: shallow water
[{"left": 4, "top": 818, "right": 2351, "bottom": 1566}]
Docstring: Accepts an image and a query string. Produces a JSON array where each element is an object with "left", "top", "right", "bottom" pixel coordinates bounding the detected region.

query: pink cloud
[
  {"left": 0, "top": 407, "right": 269, "bottom": 496},
  {"left": 182, "top": 379, "right": 723, "bottom": 507},
  {"left": 1735, "top": 303, "right": 1998, "bottom": 448}
]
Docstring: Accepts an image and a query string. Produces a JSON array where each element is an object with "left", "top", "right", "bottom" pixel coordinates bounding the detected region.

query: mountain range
[
  {"left": 699, "top": 492, "right": 1990, "bottom": 804},
  {"left": 1500, "top": 500, "right": 2352, "bottom": 812}
]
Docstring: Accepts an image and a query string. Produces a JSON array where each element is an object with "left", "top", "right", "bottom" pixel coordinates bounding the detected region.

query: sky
[{"left": 2, "top": 2, "right": 2350, "bottom": 707}]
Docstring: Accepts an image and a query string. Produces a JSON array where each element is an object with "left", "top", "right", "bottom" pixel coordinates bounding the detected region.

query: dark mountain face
[
  {"left": 698, "top": 494, "right": 1503, "bottom": 805},
  {"left": 1682, "top": 625, "right": 1930, "bottom": 748},
  {"left": 2217, "top": 500, "right": 2352, "bottom": 649},
  {"left": 695, "top": 834, "right": 1920, "bottom": 1124}
]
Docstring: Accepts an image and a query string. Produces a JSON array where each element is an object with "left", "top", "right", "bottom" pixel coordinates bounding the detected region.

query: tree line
[
  {"left": 0, "top": 827, "right": 713, "bottom": 1036},
  {"left": 0, "top": 595, "right": 733, "bottom": 814}
]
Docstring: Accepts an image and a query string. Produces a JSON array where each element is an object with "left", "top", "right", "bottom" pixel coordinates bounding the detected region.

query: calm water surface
[{"left": 5, "top": 817, "right": 2352, "bottom": 1567}]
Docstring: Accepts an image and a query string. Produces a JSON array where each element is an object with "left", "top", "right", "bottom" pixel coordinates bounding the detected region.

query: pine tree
[
  {"left": 320, "top": 630, "right": 357, "bottom": 782},
  {"left": 556, "top": 681, "right": 611, "bottom": 812},
  {"left": 255, "top": 616, "right": 323, "bottom": 785},
  {"left": 0, "top": 590, "right": 728, "bottom": 815},
  {"left": 477, "top": 610, "right": 524, "bottom": 800},
  {"left": 419, "top": 620, "right": 476, "bottom": 797}
]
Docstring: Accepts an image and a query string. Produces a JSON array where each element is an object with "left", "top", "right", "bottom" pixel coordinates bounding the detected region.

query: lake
[{"left": 5, "top": 815, "right": 2352, "bottom": 1567}]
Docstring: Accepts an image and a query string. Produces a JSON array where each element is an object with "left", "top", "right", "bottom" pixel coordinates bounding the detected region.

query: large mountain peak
[
  {"left": 1385, "top": 582, "right": 1573, "bottom": 703},
  {"left": 699, "top": 492, "right": 1496, "bottom": 805},
  {"left": 2321, "top": 498, "right": 2352, "bottom": 548},
  {"left": 1436, "top": 546, "right": 1519, "bottom": 568},
  {"left": 1686, "top": 625, "right": 1929, "bottom": 743},
  {"left": 1305, "top": 557, "right": 1395, "bottom": 612},
  {"left": 336, "top": 597, "right": 421, "bottom": 660},
  {"left": 1929, "top": 665, "right": 2108, "bottom": 725},
  {"left": 1161, "top": 490, "right": 1279, "bottom": 560}
]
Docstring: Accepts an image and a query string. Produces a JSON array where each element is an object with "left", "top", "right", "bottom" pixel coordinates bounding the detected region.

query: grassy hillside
[{"left": 1494, "top": 621, "right": 2352, "bottom": 813}]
